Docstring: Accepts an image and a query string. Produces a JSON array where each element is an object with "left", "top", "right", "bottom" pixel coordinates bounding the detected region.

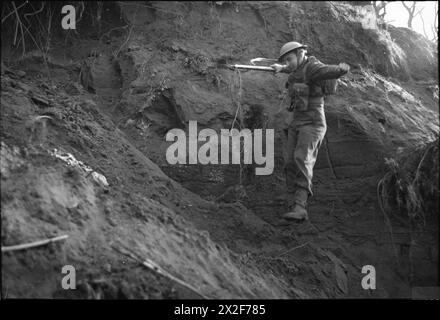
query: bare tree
[
  {"left": 401, "top": 1, "right": 424, "bottom": 29},
  {"left": 432, "top": 3, "right": 438, "bottom": 42},
  {"left": 372, "top": 1, "right": 389, "bottom": 20},
  {"left": 419, "top": 2, "right": 438, "bottom": 42},
  {"left": 419, "top": 8, "right": 429, "bottom": 38}
]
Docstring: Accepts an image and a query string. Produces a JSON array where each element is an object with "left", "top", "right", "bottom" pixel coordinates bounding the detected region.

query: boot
[{"left": 282, "top": 204, "right": 308, "bottom": 221}]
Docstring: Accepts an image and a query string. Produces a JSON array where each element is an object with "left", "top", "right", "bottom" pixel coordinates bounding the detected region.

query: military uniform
[{"left": 283, "top": 56, "right": 348, "bottom": 210}]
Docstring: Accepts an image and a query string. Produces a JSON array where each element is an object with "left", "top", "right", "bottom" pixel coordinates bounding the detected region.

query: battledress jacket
[{"left": 282, "top": 56, "right": 348, "bottom": 128}]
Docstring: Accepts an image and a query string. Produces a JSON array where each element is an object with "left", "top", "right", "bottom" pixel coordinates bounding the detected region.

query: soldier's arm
[
  {"left": 279, "top": 65, "right": 294, "bottom": 74},
  {"left": 271, "top": 64, "right": 294, "bottom": 74},
  {"left": 307, "top": 61, "right": 349, "bottom": 81}
]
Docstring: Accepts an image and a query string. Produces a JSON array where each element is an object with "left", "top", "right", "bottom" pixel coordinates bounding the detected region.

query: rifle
[
  {"left": 217, "top": 57, "right": 279, "bottom": 72},
  {"left": 226, "top": 64, "right": 275, "bottom": 72}
]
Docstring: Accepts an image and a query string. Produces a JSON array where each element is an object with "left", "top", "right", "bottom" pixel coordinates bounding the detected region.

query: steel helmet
[{"left": 278, "top": 41, "right": 308, "bottom": 62}]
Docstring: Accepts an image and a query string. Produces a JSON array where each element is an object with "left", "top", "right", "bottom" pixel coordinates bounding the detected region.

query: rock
[{"left": 92, "top": 171, "right": 109, "bottom": 188}]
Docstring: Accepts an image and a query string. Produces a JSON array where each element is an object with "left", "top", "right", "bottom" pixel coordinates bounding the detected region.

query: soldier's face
[{"left": 283, "top": 51, "right": 298, "bottom": 69}]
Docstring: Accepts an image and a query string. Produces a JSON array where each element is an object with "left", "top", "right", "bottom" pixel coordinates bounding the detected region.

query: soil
[{"left": 1, "top": 1, "right": 438, "bottom": 299}]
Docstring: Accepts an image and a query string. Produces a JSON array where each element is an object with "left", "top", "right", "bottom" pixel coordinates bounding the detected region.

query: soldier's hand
[
  {"left": 271, "top": 64, "right": 285, "bottom": 73},
  {"left": 338, "top": 62, "right": 350, "bottom": 73}
]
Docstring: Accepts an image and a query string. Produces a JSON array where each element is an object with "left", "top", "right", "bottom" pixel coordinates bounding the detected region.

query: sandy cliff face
[{"left": 1, "top": 1, "right": 438, "bottom": 298}]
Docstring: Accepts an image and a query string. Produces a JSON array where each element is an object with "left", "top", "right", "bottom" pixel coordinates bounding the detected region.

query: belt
[{"left": 308, "top": 96, "right": 324, "bottom": 105}]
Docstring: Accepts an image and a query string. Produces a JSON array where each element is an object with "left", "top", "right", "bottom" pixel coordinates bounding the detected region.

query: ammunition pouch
[
  {"left": 288, "top": 83, "right": 310, "bottom": 112},
  {"left": 286, "top": 61, "right": 327, "bottom": 112},
  {"left": 287, "top": 82, "right": 324, "bottom": 112}
]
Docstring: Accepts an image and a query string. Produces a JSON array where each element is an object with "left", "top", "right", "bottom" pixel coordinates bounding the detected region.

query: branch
[
  {"left": 24, "top": 2, "right": 44, "bottom": 21},
  {"left": 2, "top": 235, "right": 69, "bottom": 252},
  {"left": 435, "top": 7, "right": 438, "bottom": 29},
  {"left": 381, "top": 4, "right": 387, "bottom": 18},
  {"left": 420, "top": 11, "right": 430, "bottom": 39},
  {"left": 378, "top": 1, "right": 388, "bottom": 11},
  {"left": 114, "top": 246, "right": 208, "bottom": 299},
  {"left": 11, "top": 1, "right": 26, "bottom": 57},
  {"left": 75, "top": 1, "right": 85, "bottom": 24},
  {"left": 402, "top": 1, "right": 419, "bottom": 28},
  {"left": 26, "top": 1, "right": 47, "bottom": 33},
  {"left": 414, "top": 7, "right": 424, "bottom": 18},
  {"left": 1, "top": 1, "right": 28, "bottom": 23},
  {"left": 431, "top": 6, "right": 438, "bottom": 41},
  {"left": 373, "top": 1, "right": 389, "bottom": 19},
  {"left": 401, "top": 1, "right": 412, "bottom": 13}
]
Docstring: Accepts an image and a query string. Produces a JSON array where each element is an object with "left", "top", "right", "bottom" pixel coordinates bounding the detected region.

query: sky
[{"left": 383, "top": 1, "right": 438, "bottom": 40}]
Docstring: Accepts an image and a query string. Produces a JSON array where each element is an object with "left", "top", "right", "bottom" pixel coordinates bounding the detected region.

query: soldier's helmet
[{"left": 278, "top": 41, "right": 308, "bottom": 62}]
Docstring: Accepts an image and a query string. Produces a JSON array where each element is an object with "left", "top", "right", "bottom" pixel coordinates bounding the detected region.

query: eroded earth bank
[{"left": 1, "top": 1, "right": 438, "bottom": 298}]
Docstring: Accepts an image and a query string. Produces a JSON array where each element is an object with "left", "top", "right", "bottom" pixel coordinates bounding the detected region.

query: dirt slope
[{"left": 1, "top": 1, "right": 438, "bottom": 298}]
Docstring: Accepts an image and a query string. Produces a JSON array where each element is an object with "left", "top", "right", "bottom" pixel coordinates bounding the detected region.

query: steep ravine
[{"left": 1, "top": 1, "right": 438, "bottom": 298}]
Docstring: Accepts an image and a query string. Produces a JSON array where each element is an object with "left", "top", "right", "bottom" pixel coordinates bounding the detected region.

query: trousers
[{"left": 283, "top": 105, "right": 327, "bottom": 209}]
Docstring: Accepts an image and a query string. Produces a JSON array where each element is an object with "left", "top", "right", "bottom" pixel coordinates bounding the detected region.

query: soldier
[{"left": 271, "top": 42, "right": 350, "bottom": 221}]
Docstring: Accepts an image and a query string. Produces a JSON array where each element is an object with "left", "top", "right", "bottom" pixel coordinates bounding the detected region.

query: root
[
  {"left": 113, "top": 24, "right": 134, "bottom": 58},
  {"left": 277, "top": 241, "right": 310, "bottom": 257},
  {"left": 25, "top": 115, "right": 54, "bottom": 146},
  {"left": 11, "top": 1, "right": 26, "bottom": 58},
  {"left": 376, "top": 141, "right": 437, "bottom": 273},
  {"left": 412, "top": 144, "right": 435, "bottom": 184},
  {"left": 324, "top": 136, "right": 338, "bottom": 179},
  {"left": 377, "top": 176, "right": 401, "bottom": 267},
  {"left": 229, "top": 68, "right": 243, "bottom": 131}
]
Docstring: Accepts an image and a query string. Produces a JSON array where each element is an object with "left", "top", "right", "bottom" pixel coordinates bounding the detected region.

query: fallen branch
[
  {"left": 114, "top": 246, "right": 209, "bottom": 299},
  {"left": 2, "top": 235, "right": 69, "bottom": 253}
]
